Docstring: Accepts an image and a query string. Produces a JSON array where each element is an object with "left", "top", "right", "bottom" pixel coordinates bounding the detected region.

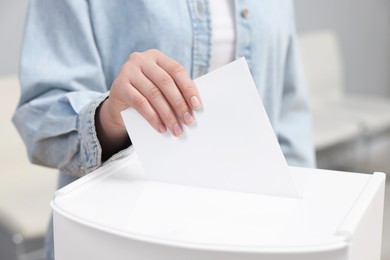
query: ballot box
[
  {"left": 52, "top": 59, "right": 386, "bottom": 259},
  {"left": 51, "top": 149, "right": 385, "bottom": 260}
]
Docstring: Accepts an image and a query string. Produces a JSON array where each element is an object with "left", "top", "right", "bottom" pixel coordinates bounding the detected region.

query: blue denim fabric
[{"left": 13, "top": 1, "right": 315, "bottom": 259}]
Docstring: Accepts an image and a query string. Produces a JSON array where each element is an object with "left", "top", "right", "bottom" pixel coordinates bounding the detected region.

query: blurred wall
[
  {"left": 0, "top": 1, "right": 28, "bottom": 76},
  {"left": 0, "top": 0, "right": 389, "bottom": 96},
  {"left": 295, "top": 0, "right": 390, "bottom": 97}
]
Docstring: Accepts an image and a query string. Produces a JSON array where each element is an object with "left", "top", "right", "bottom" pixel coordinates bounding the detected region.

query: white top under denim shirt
[
  {"left": 13, "top": 1, "right": 315, "bottom": 259},
  {"left": 209, "top": 0, "right": 236, "bottom": 71}
]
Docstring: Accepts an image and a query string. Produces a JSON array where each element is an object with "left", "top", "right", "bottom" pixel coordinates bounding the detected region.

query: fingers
[
  {"left": 130, "top": 71, "right": 185, "bottom": 136},
  {"left": 154, "top": 51, "right": 202, "bottom": 110},
  {"left": 108, "top": 77, "right": 167, "bottom": 134},
  {"left": 139, "top": 59, "right": 195, "bottom": 126},
  {"left": 110, "top": 49, "right": 202, "bottom": 137},
  {"left": 128, "top": 86, "right": 168, "bottom": 134}
]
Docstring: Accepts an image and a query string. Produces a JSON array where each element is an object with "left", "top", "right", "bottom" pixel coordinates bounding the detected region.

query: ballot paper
[{"left": 121, "top": 58, "right": 299, "bottom": 198}]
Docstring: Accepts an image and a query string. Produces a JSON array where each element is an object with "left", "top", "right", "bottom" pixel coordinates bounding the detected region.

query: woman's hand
[
  {"left": 107, "top": 49, "right": 201, "bottom": 136},
  {"left": 96, "top": 49, "right": 202, "bottom": 160}
]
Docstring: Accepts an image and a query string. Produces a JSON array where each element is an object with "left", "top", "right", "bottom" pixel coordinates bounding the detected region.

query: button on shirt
[{"left": 13, "top": 0, "right": 316, "bottom": 180}]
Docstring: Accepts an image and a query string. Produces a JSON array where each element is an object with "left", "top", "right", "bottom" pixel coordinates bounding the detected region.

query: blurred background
[{"left": 0, "top": 0, "right": 389, "bottom": 259}]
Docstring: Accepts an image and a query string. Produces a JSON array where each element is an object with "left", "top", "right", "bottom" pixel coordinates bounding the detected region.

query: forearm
[
  {"left": 14, "top": 0, "right": 126, "bottom": 175},
  {"left": 13, "top": 90, "right": 108, "bottom": 175}
]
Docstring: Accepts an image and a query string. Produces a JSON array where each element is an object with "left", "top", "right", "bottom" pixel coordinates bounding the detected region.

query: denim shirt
[{"left": 14, "top": 0, "right": 315, "bottom": 181}]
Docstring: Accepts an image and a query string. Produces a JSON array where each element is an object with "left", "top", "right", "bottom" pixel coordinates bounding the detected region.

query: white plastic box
[{"left": 51, "top": 149, "right": 385, "bottom": 260}]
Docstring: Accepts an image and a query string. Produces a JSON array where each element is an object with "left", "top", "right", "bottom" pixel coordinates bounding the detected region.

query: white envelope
[{"left": 121, "top": 58, "right": 298, "bottom": 197}]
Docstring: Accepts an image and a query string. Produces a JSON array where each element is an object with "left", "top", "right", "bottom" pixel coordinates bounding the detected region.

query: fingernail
[
  {"left": 183, "top": 112, "right": 194, "bottom": 125},
  {"left": 190, "top": 96, "right": 201, "bottom": 109},
  {"left": 173, "top": 123, "right": 183, "bottom": 136},
  {"left": 158, "top": 123, "right": 167, "bottom": 133}
]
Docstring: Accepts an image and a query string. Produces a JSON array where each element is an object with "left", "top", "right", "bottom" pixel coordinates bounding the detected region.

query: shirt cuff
[{"left": 63, "top": 92, "right": 131, "bottom": 176}]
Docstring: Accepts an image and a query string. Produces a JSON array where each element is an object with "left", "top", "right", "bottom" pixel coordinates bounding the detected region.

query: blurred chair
[
  {"left": 0, "top": 76, "right": 57, "bottom": 260},
  {"left": 298, "top": 31, "right": 390, "bottom": 172}
]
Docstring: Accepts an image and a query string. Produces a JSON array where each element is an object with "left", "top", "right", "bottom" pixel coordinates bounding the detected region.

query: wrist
[
  {"left": 99, "top": 99, "right": 127, "bottom": 136},
  {"left": 96, "top": 99, "right": 130, "bottom": 162}
]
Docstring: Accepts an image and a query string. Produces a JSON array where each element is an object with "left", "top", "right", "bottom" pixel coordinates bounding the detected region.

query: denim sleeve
[
  {"left": 12, "top": 0, "right": 115, "bottom": 176},
  {"left": 277, "top": 2, "right": 316, "bottom": 168}
]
